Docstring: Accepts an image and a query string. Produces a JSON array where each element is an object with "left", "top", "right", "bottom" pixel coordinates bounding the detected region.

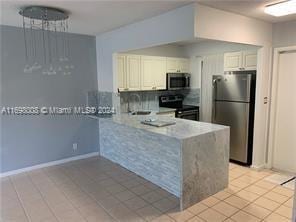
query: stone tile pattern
[
  {"left": 181, "top": 129, "right": 230, "bottom": 210},
  {"left": 87, "top": 90, "right": 121, "bottom": 114},
  {"left": 99, "top": 118, "right": 182, "bottom": 197},
  {"left": 119, "top": 88, "right": 200, "bottom": 113},
  {"left": 96, "top": 113, "right": 228, "bottom": 140},
  {"left": 87, "top": 89, "right": 200, "bottom": 115},
  {"left": 1, "top": 157, "right": 294, "bottom": 222},
  {"left": 99, "top": 115, "right": 229, "bottom": 210}
]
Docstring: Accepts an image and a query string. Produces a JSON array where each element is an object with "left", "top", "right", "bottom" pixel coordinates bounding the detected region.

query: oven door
[
  {"left": 176, "top": 110, "right": 199, "bottom": 121},
  {"left": 167, "top": 73, "right": 190, "bottom": 90}
]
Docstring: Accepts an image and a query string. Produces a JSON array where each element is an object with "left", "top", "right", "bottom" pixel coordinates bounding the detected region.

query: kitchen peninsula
[{"left": 97, "top": 114, "right": 229, "bottom": 210}]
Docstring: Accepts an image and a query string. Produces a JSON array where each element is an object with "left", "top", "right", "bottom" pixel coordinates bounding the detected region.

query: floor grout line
[{"left": 2, "top": 159, "right": 293, "bottom": 222}]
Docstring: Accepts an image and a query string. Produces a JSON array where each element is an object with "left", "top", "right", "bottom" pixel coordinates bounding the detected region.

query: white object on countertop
[{"left": 141, "top": 120, "right": 176, "bottom": 127}]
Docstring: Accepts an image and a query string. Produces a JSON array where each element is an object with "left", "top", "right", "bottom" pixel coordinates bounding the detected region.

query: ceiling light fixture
[
  {"left": 264, "top": 0, "right": 296, "bottom": 17},
  {"left": 19, "top": 6, "right": 74, "bottom": 75}
]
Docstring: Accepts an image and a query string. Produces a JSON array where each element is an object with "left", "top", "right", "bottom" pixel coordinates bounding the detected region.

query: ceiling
[
  {"left": 198, "top": 0, "right": 296, "bottom": 23},
  {"left": 0, "top": 0, "right": 295, "bottom": 36},
  {"left": 0, "top": 0, "right": 193, "bottom": 36}
]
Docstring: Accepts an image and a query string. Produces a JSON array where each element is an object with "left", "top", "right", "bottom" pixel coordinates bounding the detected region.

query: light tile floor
[{"left": 0, "top": 156, "right": 294, "bottom": 222}]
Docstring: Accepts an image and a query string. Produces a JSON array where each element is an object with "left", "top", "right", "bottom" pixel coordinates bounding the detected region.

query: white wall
[
  {"left": 182, "top": 40, "right": 259, "bottom": 122},
  {"left": 195, "top": 4, "right": 272, "bottom": 46},
  {"left": 96, "top": 2, "right": 275, "bottom": 169},
  {"left": 96, "top": 4, "right": 195, "bottom": 92},
  {"left": 194, "top": 3, "right": 273, "bottom": 169},
  {"left": 266, "top": 21, "right": 296, "bottom": 169},
  {"left": 183, "top": 40, "right": 259, "bottom": 88},
  {"left": 272, "top": 20, "right": 296, "bottom": 47},
  {"left": 126, "top": 44, "right": 186, "bottom": 57}
]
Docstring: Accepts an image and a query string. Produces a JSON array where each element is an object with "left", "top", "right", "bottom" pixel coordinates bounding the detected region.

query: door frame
[{"left": 266, "top": 45, "right": 296, "bottom": 169}]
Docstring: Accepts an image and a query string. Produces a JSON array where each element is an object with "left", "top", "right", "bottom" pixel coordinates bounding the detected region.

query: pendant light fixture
[{"left": 19, "top": 6, "right": 74, "bottom": 75}]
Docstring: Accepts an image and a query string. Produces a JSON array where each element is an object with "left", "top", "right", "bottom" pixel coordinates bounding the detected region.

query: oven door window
[{"left": 170, "top": 77, "right": 186, "bottom": 88}]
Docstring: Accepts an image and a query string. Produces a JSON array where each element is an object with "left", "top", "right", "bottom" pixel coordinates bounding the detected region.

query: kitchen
[
  {"left": 1, "top": 1, "right": 296, "bottom": 222},
  {"left": 110, "top": 40, "right": 258, "bottom": 165}
]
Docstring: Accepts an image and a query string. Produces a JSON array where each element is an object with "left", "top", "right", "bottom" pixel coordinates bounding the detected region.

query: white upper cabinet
[
  {"left": 179, "top": 58, "right": 190, "bottom": 72},
  {"left": 151, "top": 57, "right": 166, "bottom": 90},
  {"left": 116, "top": 54, "right": 190, "bottom": 91},
  {"left": 224, "top": 51, "right": 257, "bottom": 71},
  {"left": 141, "top": 56, "right": 155, "bottom": 90},
  {"left": 141, "top": 56, "right": 166, "bottom": 90},
  {"left": 116, "top": 54, "right": 141, "bottom": 92},
  {"left": 166, "top": 57, "right": 190, "bottom": 73},
  {"left": 224, "top": 52, "right": 242, "bottom": 71},
  {"left": 116, "top": 54, "right": 127, "bottom": 91},
  {"left": 166, "top": 58, "right": 179, "bottom": 72},
  {"left": 126, "top": 55, "right": 141, "bottom": 91},
  {"left": 242, "top": 51, "right": 257, "bottom": 71}
]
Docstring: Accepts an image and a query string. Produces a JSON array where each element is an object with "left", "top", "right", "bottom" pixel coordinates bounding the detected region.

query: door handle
[{"left": 212, "top": 79, "right": 219, "bottom": 122}]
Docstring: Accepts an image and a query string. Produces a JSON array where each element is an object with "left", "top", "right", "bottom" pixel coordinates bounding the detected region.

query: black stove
[{"left": 159, "top": 95, "right": 199, "bottom": 121}]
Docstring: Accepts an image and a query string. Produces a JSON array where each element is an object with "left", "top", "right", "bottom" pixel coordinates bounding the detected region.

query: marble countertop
[
  {"left": 155, "top": 107, "right": 176, "bottom": 114},
  {"left": 90, "top": 114, "right": 228, "bottom": 140}
]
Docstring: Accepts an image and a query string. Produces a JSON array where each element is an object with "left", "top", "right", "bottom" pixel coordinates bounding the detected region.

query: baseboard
[
  {"left": 250, "top": 164, "right": 266, "bottom": 171},
  {"left": 0, "top": 152, "right": 99, "bottom": 178}
]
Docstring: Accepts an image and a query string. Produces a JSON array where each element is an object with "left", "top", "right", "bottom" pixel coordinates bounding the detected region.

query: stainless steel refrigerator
[{"left": 212, "top": 71, "right": 256, "bottom": 165}]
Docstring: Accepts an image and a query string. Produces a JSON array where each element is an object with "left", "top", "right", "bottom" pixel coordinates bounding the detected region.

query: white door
[
  {"left": 224, "top": 52, "right": 242, "bottom": 71},
  {"left": 272, "top": 51, "right": 296, "bottom": 173},
  {"left": 152, "top": 57, "right": 166, "bottom": 90},
  {"left": 126, "top": 55, "right": 141, "bottom": 91},
  {"left": 242, "top": 51, "right": 257, "bottom": 71},
  {"left": 116, "top": 55, "right": 127, "bottom": 91}
]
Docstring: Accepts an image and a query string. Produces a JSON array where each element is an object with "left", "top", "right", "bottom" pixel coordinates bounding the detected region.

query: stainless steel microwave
[{"left": 166, "top": 73, "right": 190, "bottom": 90}]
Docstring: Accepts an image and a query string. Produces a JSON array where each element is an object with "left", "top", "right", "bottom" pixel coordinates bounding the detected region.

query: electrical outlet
[{"left": 73, "top": 143, "right": 78, "bottom": 151}]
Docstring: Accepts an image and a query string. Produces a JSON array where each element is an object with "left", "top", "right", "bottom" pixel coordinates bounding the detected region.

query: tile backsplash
[
  {"left": 119, "top": 88, "right": 200, "bottom": 112},
  {"left": 87, "top": 88, "right": 200, "bottom": 114}
]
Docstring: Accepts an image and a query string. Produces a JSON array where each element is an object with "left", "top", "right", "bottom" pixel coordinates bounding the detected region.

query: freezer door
[
  {"left": 213, "top": 101, "right": 249, "bottom": 163},
  {"left": 213, "top": 75, "right": 252, "bottom": 102}
]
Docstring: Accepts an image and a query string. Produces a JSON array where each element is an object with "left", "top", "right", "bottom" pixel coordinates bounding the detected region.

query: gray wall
[
  {"left": 272, "top": 20, "right": 296, "bottom": 47},
  {"left": 0, "top": 25, "right": 99, "bottom": 173}
]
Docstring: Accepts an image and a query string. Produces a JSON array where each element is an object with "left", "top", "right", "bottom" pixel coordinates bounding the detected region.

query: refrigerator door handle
[{"left": 212, "top": 78, "right": 218, "bottom": 122}]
